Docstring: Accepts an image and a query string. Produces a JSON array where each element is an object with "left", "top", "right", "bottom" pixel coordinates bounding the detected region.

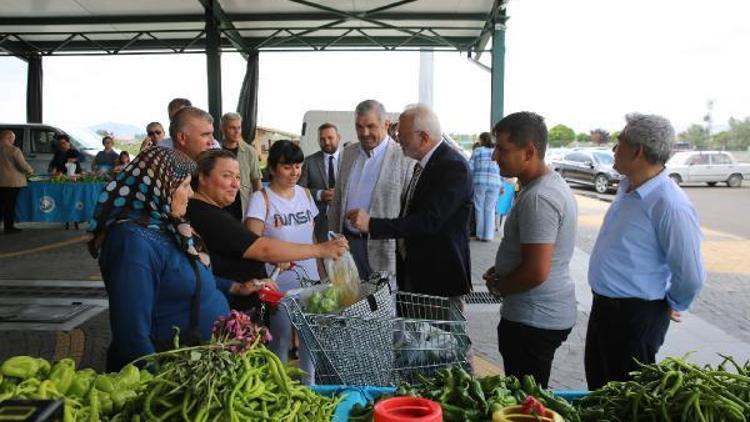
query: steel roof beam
[
  {"left": 0, "top": 12, "right": 486, "bottom": 26},
  {"left": 198, "top": 0, "right": 251, "bottom": 57},
  {"left": 0, "top": 36, "right": 479, "bottom": 54},
  {"left": 0, "top": 34, "right": 30, "bottom": 59},
  {"left": 470, "top": 0, "right": 507, "bottom": 59},
  {"left": 287, "top": 0, "right": 455, "bottom": 49}
]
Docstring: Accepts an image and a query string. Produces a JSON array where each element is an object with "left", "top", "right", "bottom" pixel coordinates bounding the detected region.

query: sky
[{"left": 1, "top": 0, "right": 749, "bottom": 136}]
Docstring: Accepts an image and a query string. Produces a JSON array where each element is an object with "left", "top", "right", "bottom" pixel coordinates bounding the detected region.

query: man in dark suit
[
  {"left": 346, "top": 104, "right": 473, "bottom": 305},
  {"left": 299, "top": 123, "right": 341, "bottom": 242}
]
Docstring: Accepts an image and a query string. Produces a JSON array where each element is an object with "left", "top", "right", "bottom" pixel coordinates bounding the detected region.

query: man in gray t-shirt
[{"left": 483, "top": 112, "right": 577, "bottom": 388}]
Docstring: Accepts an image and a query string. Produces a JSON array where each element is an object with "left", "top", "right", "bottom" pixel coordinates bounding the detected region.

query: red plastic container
[
  {"left": 258, "top": 286, "right": 284, "bottom": 305},
  {"left": 374, "top": 397, "right": 443, "bottom": 422}
]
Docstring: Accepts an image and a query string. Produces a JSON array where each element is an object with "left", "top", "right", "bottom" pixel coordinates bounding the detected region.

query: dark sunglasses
[{"left": 147, "top": 130, "right": 163, "bottom": 136}]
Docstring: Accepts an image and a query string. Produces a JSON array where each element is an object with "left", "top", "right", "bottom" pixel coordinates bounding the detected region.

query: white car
[{"left": 666, "top": 151, "right": 750, "bottom": 187}]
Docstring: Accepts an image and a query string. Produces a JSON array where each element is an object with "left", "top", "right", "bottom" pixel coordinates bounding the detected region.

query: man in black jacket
[{"left": 346, "top": 104, "right": 473, "bottom": 308}]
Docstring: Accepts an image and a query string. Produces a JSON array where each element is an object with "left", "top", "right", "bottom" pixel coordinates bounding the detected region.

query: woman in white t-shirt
[{"left": 245, "top": 140, "right": 319, "bottom": 384}]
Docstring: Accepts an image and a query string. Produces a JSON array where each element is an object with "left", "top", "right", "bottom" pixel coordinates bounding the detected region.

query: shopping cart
[{"left": 281, "top": 276, "right": 471, "bottom": 386}]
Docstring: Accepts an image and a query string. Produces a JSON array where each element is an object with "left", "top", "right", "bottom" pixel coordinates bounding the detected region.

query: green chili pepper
[
  {"left": 69, "top": 368, "right": 96, "bottom": 398},
  {"left": 1, "top": 356, "right": 47, "bottom": 379},
  {"left": 93, "top": 374, "right": 115, "bottom": 393},
  {"left": 116, "top": 364, "right": 140, "bottom": 388},
  {"left": 49, "top": 358, "right": 76, "bottom": 395},
  {"left": 110, "top": 389, "right": 138, "bottom": 412},
  {"left": 88, "top": 385, "right": 101, "bottom": 422}
]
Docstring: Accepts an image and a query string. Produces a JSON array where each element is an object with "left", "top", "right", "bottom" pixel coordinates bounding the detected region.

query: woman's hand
[
  {"left": 316, "top": 236, "right": 349, "bottom": 260},
  {"left": 275, "top": 262, "right": 293, "bottom": 271},
  {"left": 229, "top": 278, "right": 278, "bottom": 296}
]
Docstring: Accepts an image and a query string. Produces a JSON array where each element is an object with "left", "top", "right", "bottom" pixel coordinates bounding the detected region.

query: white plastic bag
[{"left": 324, "top": 232, "right": 361, "bottom": 307}]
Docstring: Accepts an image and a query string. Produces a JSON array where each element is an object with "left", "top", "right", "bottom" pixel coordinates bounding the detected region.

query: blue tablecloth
[{"left": 15, "top": 182, "right": 105, "bottom": 223}]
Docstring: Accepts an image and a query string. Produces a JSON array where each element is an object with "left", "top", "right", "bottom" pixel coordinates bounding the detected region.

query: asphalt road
[{"left": 570, "top": 183, "right": 750, "bottom": 239}]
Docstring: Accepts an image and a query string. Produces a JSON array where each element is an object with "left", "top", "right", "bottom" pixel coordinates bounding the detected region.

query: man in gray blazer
[
  {"left": 299, "top": 122, "right": 342, "bottom": 242},
  {"left": 328, "top": 100, "right": 414, "bottom": 280}
]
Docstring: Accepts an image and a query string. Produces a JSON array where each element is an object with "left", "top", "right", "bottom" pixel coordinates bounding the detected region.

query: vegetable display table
[{"left": 15, "top": 181, "right": 105, "bottom": 223}]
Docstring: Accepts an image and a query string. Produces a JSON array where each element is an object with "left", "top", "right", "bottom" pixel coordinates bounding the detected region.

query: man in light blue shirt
[{"left": 585, "top": 113, "right": 705, "bottom": 389}]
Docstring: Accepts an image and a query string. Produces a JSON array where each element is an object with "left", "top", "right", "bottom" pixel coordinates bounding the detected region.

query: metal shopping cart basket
[{"left": 281, "top": 275, "right": 471, "bottom": 386}]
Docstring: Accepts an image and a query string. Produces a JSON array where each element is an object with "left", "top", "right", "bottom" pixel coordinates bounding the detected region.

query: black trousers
[
  {"left": 584, "top": 293, "right": 671, "bottom": 390},
  {"left": 497, "top": 318, "right": 572, "bottom": 389},
  {"left": 0, "top": 187, "right": 20, "bottom": 231},
  {"left": 343, "top": 227, "right": 371, "bottom": 280}
]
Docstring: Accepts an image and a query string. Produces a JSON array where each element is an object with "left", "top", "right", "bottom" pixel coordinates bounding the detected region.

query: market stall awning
[{"left": 0, "top": 0, "right": 507, "bottom": 57}]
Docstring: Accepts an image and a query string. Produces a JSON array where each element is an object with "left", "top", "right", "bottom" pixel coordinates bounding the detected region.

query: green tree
[
  {"left": 575, "top": 132, "right": 591, "bottom": 143},
  {"left": 679, "top": 124, "right": 710, "bottom": 149},
  {"left": 713, "top": 131, "right": 731, "bottom": 150},
  {"left": 727, "top": 117, "right": 750, "bottom": 150},
  {"left": 548, "top": 124, "right": 575, "bottom": 147}
]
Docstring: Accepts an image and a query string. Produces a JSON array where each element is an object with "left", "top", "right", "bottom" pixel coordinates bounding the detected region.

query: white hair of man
[
  {"left": 621, "top": 113, "right": 675, "bottom": 165},
  {"left": 355, "top": 99, "right": 387, "bottom": 123},
  {"left": 403, "top": 104, "right": 442, "bottom": 142},
  {"left": 221, "top": 112, "right": 242, "bottom": 126}
]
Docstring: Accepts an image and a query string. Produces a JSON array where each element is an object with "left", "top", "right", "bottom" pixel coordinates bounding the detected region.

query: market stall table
[{"left": 15, "top": 180, "right": 105, "bottom": 223}]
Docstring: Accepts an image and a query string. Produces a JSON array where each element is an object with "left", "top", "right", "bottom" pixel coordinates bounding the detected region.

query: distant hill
[{"left": 89, "top": 122, "right": 143, "bottom": 140}]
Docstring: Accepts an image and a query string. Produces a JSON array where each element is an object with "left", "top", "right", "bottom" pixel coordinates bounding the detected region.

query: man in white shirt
[
  {"left": 299, "top": 122, "right": 342, "bottom": 242},
  {"left": 328, "top": 100, "right": 414, "bottom": 280}
]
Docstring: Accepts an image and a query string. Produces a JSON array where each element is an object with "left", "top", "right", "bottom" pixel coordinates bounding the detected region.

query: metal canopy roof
[{"left": 0, "top": 0, "right": 507, "bottom": 58}]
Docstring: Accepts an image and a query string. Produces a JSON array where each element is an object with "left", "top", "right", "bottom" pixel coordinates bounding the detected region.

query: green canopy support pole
[
  {"left": 26, "top": 54, "right": 43, "bottom": 123},
  {"left": 490, "top": 21, "right": 506, "bottom": 128},
  {"left": 205, "top": 0, "right": 222, "bottom": 140}
]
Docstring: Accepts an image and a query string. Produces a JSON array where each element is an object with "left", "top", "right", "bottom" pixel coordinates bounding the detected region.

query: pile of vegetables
[
  {"left": 349, "top": 367, "right": 579, "bottom": 422},
  {"left": 47, "top": 174, "right": 109, "bottom": 183},
  {"left": 112, "top": 310, "right": 339, "bottom": 421},
  {"left": 0, "top": 356, "right": 149, "bottom": 421},
  {"left": 0, "top": 311, "right": 337, "bottom": 421},
  {"left": 577, "top": 355, "right": 750, "bottom": 421},
  {"left": 306, "top": 285, "right": 344, "bottom": 314},
  {"left": 119, "top": 341, "right": 339, "bottom": 421}
]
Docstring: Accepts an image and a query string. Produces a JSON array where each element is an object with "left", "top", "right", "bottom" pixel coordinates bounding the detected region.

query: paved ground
[
  {"left": 2, "top": 187, "right": 750, "bottom": 390},
  {"left": 466, "top": 190, "right": 750, "bottom": 390}
]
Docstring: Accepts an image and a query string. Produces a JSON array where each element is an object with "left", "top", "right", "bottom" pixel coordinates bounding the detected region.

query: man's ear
[
  {"left": 525, "top": 143, "right": 536, "bottom": 161},
  {"left": 633, "top": 143, "right": 645, "bottom": 160}
]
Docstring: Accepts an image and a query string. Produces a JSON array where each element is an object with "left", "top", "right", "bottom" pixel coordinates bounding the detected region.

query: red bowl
[
  {"left": 374, "top": 397, "right": 443, "bottom": 422},
  {"left": 258, "top": 287, "right": 284, "bottom": 305}
]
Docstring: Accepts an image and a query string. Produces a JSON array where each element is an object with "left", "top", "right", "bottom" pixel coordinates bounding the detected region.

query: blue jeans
[{"left": 474, "top": 184, "right": 500, "bottom": 241}]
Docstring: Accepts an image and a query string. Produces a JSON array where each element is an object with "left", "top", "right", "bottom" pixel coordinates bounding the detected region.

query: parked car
[
  {"left": 0, "top": 123, "right": 104, "bottom": 174},
  {"left": 552, "top": 149, "right": 621, "bottom": 194},
  {"left": 545, "top": 147, "right": 569, "bottom": 168},
  {"left": 666, "top": 150, "right": 750, "bottom": 187}
]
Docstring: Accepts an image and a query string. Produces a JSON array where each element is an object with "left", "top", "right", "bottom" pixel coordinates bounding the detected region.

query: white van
[{"left": 0, "top": 123, "right": 104, "bottom": 174}]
